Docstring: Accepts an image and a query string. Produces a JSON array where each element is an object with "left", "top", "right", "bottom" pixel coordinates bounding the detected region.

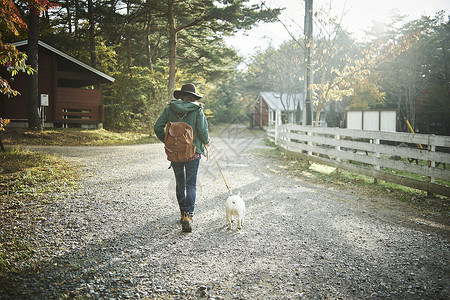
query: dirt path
[{"left": 2, "top": 125, "right": 449, "bottom": 299}]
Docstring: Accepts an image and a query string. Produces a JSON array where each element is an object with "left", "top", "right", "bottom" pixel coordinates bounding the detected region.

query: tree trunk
[
  {"left": 313, "top": 71, "right": 326, "bottom": 127},
  {"left": 315, "top": 109, "right": 321, "bottom": 127},
  {"left": 74, "top": 0, "right": 79, "bottom": 34},
  {"left": 65, "top": 0, "right": 72, "bottom": 34},
  {"left": 397, "top": 92, "right": 402, "bottom": 131},
  {"left": 126, "top": 0, "right": 132, "bottom": 75},
  {"left": 168, "top": 0, "right": 177, "bottom": 100},
  {"left": 88, "top": 0, "right": 97, "bottom": 68},
  {"left": 442, "top": 39, "right": 450, "bottom": 101},
  {"left": 27, "top": 7, "right": 42, "bottom": 130},
  {"left": 145, "top": 16, "right": 154, "bottom": 73},
  {"left": 145, "top": 13, "right": 156, "bottom": 100}
]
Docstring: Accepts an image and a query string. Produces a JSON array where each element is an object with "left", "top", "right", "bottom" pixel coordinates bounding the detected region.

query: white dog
[{"left": 226, "top": 192, "right": 245, "bottom": 230}]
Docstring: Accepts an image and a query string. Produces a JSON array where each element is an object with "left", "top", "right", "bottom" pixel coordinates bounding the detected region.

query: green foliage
[
  {"left": 102, "top": 66, "right": 167, "bottom": 132},
  {"left": 372, "top": 12, "right": 449, "bottom": 133},
  {"left": 178, "top": 28, "right": 242, "bottom": 82},
  {"left": 168, "top": 0, "right": 280, "bottom": 33},
  {"left": 246, "top": 40, "right": 304, "bottom": 94},
  {"left": 348, "top": 76, "right": 385, "bottom": 110},
  {"left": 243, "top": 7, "right": 448, "bottom": 132},
  {"left": 207, "top": 77, "right": 245, "bottom": 123},
  {"left": 416, "top": 85, "right": 450, "bottom": 134},
  {"left": 1, "top": 0, "right": 447, "bottom": 134}
]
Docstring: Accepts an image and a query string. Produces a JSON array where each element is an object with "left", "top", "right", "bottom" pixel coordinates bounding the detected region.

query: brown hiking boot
[{"left": 181, "top": 213, "right": 193, "bottom": 232}]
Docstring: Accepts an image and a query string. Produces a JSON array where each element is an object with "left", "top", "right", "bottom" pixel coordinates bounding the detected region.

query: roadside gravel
[{"left": 1, "top": 125, "right": 449, "bottom": 299}]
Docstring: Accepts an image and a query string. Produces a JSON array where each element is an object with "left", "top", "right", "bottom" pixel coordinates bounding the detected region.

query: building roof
[
  {"left": 13, "top": 40, "right": 115, "bottom": 83},
  {"left": 258, "top": 92, "right": 303, "bottom": 111}
]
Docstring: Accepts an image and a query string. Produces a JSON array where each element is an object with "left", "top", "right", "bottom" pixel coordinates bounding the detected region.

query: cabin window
[{"left": 58, "top": 78, "right": 97, "bottom": 89}]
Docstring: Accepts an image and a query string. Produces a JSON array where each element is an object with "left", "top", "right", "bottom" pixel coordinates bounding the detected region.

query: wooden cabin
[
  {"left": 254, "top": 91, "right": 348, "bottom": 128},
  {"left": 0, "top": 40, "right": 115, "bottom": 128},
  {"left": 254, "top": 92, "right": 303, "bottom": 128}
]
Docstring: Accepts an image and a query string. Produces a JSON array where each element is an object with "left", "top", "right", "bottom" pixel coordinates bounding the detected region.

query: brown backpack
[{"left": 164, "top": 118, "right": 196, "bottom": 162}]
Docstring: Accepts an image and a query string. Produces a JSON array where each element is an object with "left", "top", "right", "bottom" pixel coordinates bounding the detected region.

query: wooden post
[
  {"left": 307, "top": 129, "right": 312, "bottom": 157},
  {"left": 260, "top": 98, "right": 263, "bottom": 128},
  {"left": 374, "top": 138, "right": 380, "bottom": 184},
  {"left": 275, "top": 108, "right": 280, "bottom": 145},
  {"left": 335, "top": 134, "right": 341, "bottom": 173},
  {"left": 427, "top": 134, "right": 436, "bottom": 196}
]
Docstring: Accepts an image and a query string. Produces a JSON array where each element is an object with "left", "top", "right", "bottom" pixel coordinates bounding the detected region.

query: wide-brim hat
[{"left": 173, "top": 83, "right": 202, "bottom": 100}]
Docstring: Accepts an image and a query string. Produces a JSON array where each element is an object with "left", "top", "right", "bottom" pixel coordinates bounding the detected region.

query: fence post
[
  {"left": 275, "top": 108, "right": 280, "bottom": 145},
  {"left": 374, "top": 138, "right": 380, "bottom": 184},
  {"left": 427, "top": 134, "right": 436, "bottom": 196},
  {"left": 335, "top": 134, "right": 341, "bottom": 173},
  {"left": 307, "top": 129, "right": 312, "bottom": 156}
]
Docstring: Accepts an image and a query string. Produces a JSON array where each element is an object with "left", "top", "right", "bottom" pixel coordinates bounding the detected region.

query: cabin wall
[
  {"left": 254, "top": 97, "right": 269, "bottom": 128},
  {"left": 0, "top": 71, "right": 28, "bottom": 120},
  {"left": 55, "top": 88, "right": 102, "bottom": 124}
]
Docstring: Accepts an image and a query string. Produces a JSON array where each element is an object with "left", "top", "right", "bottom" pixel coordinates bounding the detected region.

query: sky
[{"left": 225, "top": 0, "right": 450, "bottom": 57}]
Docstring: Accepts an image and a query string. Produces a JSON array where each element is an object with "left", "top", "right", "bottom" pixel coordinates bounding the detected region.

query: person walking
[{"left": 154, "top": 83, "right": 210, "bottom": 232}]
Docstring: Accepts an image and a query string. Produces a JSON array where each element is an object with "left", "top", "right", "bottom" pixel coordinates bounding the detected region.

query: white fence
[{"left": 267, "top": 124, "right": 450, "bottom": 197}]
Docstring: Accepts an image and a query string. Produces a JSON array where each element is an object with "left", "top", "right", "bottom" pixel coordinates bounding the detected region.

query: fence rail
[{"left": 267, "top": 124, "right": 450, "bottom": 197}]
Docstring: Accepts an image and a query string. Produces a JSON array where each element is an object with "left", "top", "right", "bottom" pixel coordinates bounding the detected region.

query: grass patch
[
  {"left": 380, "top": 163, "right": 449, "bottom": 186},
  {"left": 0, "top": 148, "right": 80, "bottom": 196},
  {"left": 0, "top": 148, "right": 81, "bottom": 277},
  {"left": 309, "top": 163, "right": 336, "bottom": 175},
  {"left": 1, "top": 128, "right": 157, "bottom": 146},
  {"left": 261, "top": 141, "right": 448, "bottom": 206}
]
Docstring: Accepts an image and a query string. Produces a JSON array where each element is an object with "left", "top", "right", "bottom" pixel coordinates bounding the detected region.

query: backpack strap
[
  {"left": 177, "top": 111, "right": 198, "bottom": 136},
  {"left": 177, "top": 113, "right": 187, "bottom": 121}
]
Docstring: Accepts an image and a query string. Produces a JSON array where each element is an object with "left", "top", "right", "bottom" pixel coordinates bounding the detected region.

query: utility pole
[{"left": 304, "top": 0, "right": 313, "bottom": 125}]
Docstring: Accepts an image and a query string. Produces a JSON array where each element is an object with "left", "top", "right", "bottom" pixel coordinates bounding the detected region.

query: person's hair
[{"left": 180, "top": 94, "right": 196, "bottom": 102}]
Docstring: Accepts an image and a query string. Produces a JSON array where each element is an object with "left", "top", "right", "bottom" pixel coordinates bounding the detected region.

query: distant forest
[{"left": 1, "top": 1, "right": 449, "bottom": 135}]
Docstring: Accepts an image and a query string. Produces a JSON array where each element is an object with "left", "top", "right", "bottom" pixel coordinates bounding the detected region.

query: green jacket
[{"left": 154, "top": 100, "right": 210, "bottom": 156}]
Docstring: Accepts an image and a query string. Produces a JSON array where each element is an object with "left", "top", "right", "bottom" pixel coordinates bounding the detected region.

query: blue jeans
[{"left": 171, "top": 157, "right": 201, "bottom": 215}]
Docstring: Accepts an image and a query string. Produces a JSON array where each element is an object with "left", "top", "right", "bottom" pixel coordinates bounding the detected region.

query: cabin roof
[
  {"left": 257, "top": 92, "right": 303, "bottom": 111},
  {"left": 13, "top": 40, "right": 115, "bottom": 83}
]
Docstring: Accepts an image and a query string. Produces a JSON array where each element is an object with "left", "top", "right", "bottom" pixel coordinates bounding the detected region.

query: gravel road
[{"left": 2, "top": 125, "right": 449, "bottom": 299}]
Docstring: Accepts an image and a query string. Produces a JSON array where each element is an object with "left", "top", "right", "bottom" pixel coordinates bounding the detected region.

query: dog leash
[{"left": 207, "top": 144, "right": 232, "bottom": 196}]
